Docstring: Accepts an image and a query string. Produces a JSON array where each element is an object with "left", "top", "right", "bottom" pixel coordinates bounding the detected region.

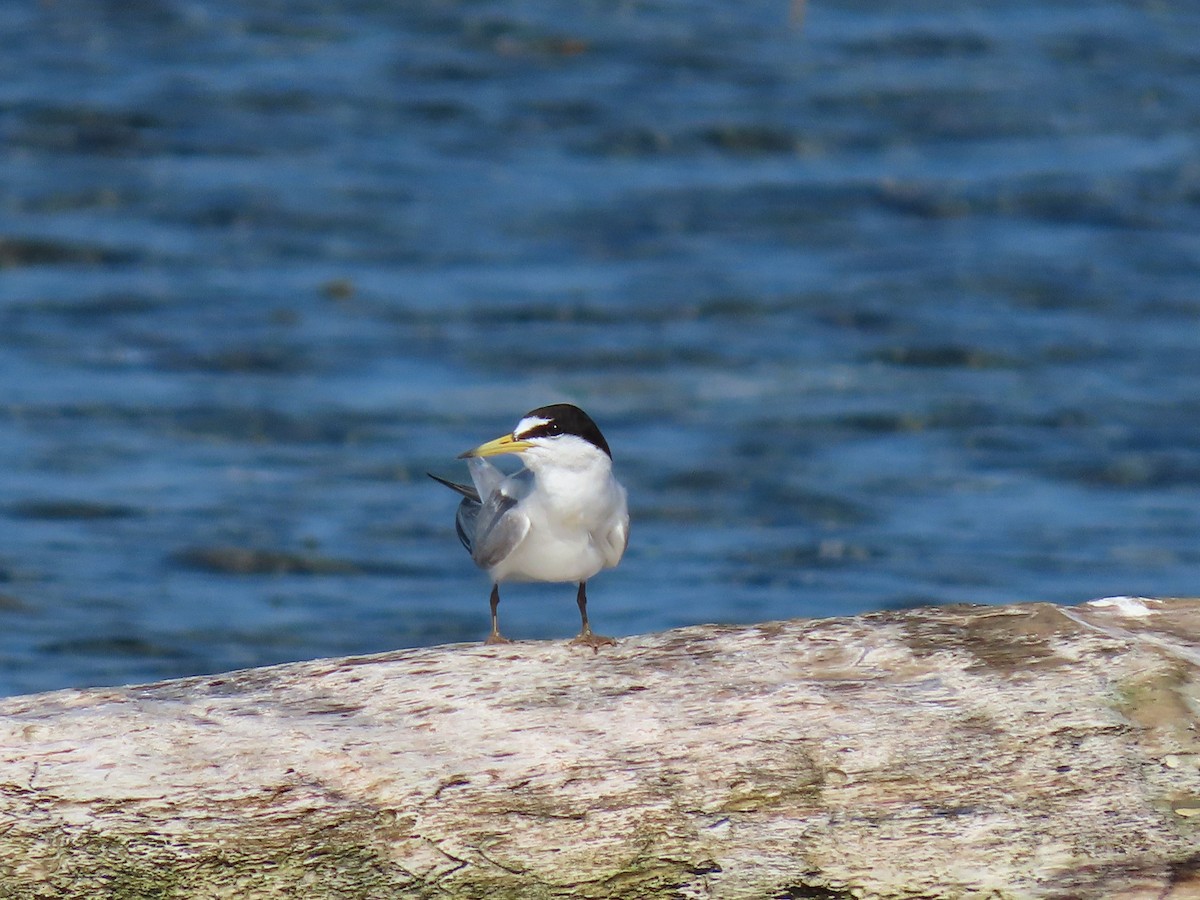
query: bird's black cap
[{"left": 516, "top": 404, "right": 612, "bottom": 458}]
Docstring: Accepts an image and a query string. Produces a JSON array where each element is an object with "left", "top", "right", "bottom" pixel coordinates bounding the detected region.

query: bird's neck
[{"left": 526, "top": 455, "right": 613, "bottom": 507}]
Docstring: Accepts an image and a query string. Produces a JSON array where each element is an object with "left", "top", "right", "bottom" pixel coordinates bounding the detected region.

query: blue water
[{"left": 1, "top": 0, "right": 1199, "bottom": 695}]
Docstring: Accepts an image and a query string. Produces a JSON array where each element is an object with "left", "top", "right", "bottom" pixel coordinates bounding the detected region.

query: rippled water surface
[{"left": 1, "top": 0, "right": 1199, "bottom": 695}]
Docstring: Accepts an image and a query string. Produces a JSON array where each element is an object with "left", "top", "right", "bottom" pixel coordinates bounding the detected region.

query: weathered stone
[{"left": 1, "top": 597, "right": 1199, "bottom": 898}]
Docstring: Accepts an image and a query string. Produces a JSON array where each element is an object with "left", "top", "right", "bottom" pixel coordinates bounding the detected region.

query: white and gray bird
[{"left": 429, "top": 404, "right": 629, "bottom": 647}]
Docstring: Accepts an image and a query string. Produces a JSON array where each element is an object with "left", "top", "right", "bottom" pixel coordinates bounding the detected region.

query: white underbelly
[{"left": 489, "top": 534, "right": 607, "bottom": 584}]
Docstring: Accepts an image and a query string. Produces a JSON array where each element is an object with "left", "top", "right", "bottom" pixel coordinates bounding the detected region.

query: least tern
[{"left": 429, "top": 403, "right": 629, "bottom": 647}]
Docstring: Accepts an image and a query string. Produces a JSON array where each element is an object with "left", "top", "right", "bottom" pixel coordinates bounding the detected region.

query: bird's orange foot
[
  {"left": 570, "top": 629, "right": 616, "bottom": 650},
  {"left": 484, "top": 631, "right": 514, "bottom": 645}
]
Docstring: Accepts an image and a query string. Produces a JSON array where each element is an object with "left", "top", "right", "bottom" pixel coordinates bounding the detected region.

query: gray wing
[
  {"left": 428, "top": 473, "right": 480, "bottom": 553},
  {"left": 470, "top": 487, "right": 530, "bottom": 570},
  {"left": 464, "top": 457, "right": 532, "bottom": 569},
  {"left": 454, "top": 496, "right": 481, "bottom": 554},
  {"left": 430, "top": 461, "right": 531, "bottom": 569}
]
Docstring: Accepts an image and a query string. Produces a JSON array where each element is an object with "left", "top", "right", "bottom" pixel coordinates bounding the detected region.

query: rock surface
[{"left": 2, "top": 598, "right": 1200, "bottom": 899}]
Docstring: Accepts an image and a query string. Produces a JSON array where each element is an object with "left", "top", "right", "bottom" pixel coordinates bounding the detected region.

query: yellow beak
[{"left": 458, "top": 433, "right": 534, "bottom": 459}]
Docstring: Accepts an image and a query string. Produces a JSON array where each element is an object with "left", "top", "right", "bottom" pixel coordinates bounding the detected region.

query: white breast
[{"left": 489, "top": 443, "right": 628, "bottom": 584}]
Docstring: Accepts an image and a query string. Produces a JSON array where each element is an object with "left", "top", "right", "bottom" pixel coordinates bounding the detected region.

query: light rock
[{"left": 2, "top": 599, "right": 1200, "bottom": 898}]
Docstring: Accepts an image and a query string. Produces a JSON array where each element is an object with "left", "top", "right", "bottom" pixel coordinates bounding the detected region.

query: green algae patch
[
  {"left": 0, "top": 824, "right": 409, "bottom": 900},
  {"left": 1111, "top": 661, "right": 1196, "bottom": 732}
]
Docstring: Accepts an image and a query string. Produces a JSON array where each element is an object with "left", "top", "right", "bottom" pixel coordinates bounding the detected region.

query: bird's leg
[
  {"left": 485, "top": 583, "right": 512, "bottom": 645},
  {"left": 570, "top": 582, "right": 616, "bottom": 648}
]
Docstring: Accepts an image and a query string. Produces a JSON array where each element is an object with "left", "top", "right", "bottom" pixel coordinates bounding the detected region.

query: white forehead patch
[{"left": 513, "top": 415, "right": 551, "bottom": 438}]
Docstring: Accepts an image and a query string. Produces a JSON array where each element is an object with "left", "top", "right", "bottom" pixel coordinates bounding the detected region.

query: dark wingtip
[{"left": 428, "top": 472, "right": 480, "bottom": 502}]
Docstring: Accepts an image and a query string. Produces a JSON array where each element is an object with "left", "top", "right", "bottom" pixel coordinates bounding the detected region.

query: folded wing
[{"left": 429, "top": 458, "right": 531, "bottom": 570}]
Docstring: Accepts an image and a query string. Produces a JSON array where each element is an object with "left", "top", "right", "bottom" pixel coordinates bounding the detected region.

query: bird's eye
[{"left": 516, "top": 416, "right": 561, "bottom": 440}]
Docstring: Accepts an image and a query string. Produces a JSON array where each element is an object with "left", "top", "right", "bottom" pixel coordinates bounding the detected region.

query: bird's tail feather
[{"left": 427, "top": 472, "right": 481, "bottom": 503}]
